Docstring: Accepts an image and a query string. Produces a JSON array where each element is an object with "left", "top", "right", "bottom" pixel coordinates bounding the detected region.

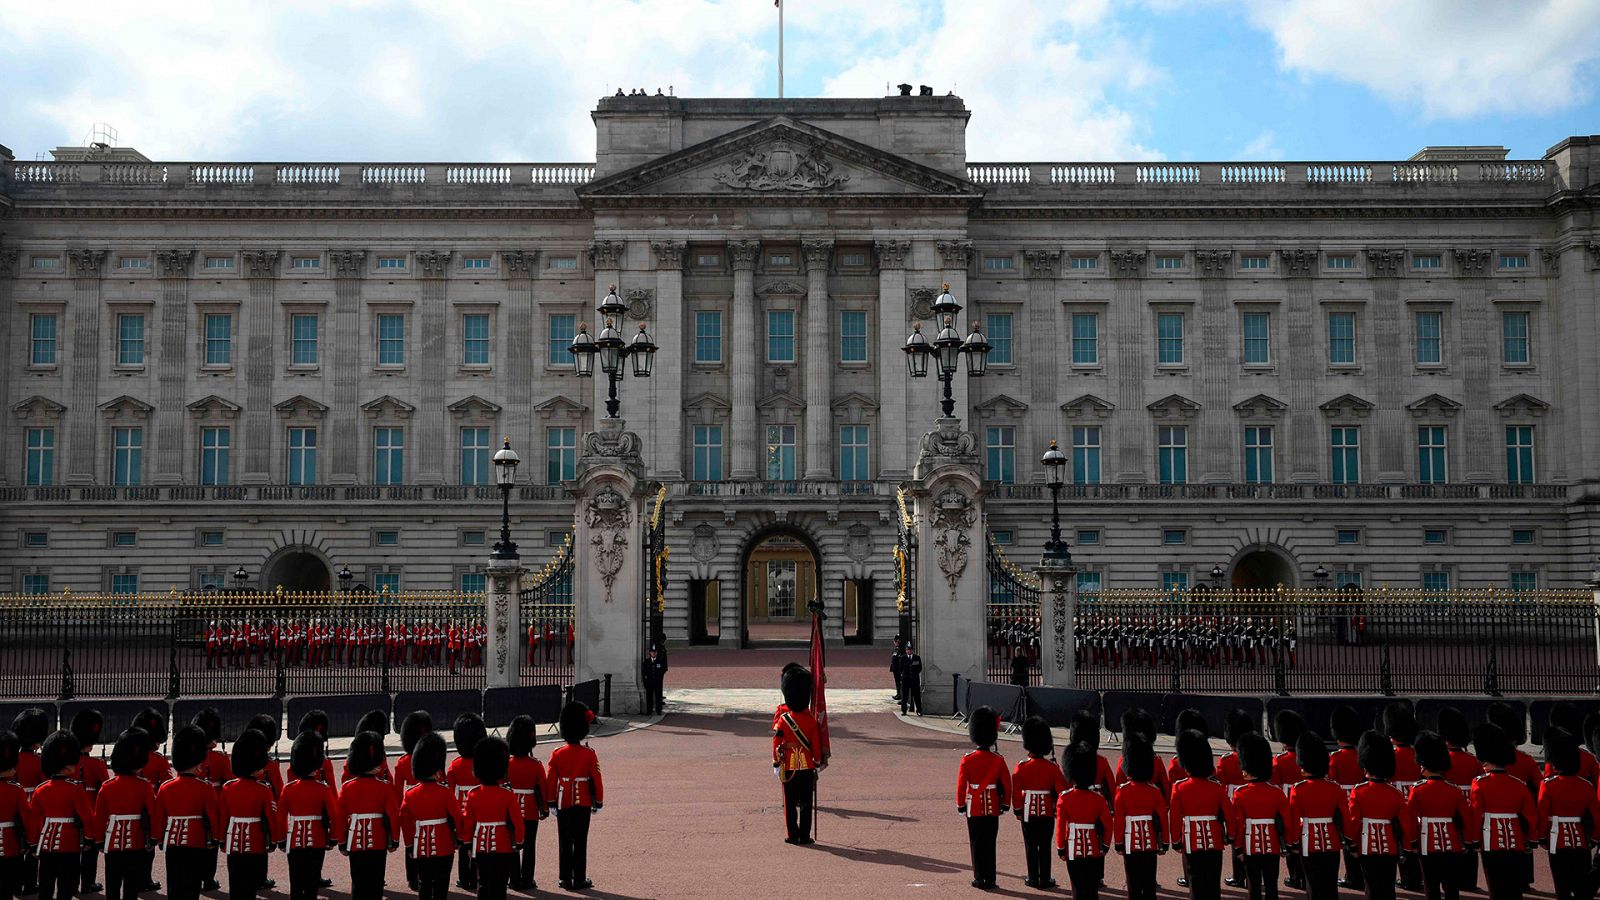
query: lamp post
[
  {"left": 1311, "top": 564, "right": 1329, "bottom": 597},
  {"left": 337, "top": 565, "right": 353, "bottom": 593},
  {"left": 901, "top": 283, "right": 990, "bottom": 419},
  {"left": 492, "top": 438, "right": 521, "bottom": 561},
  {"left": 569, "top": 285, "right": 658, "bottom": 419},
  {"left": 1039, "top": 440, "right": 1072, "bottom": 567},
  {"left": 1210, "top": 564, "right": 1226, "bottom": 589},
  {"left": 232, "top": 565, "right": 249, "bottom": 594}
]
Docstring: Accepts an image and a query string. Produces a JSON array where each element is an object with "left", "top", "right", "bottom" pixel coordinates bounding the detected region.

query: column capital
[
  {"left": 1194, "top": 249, "right": 1232, "bottom": 277},
  {"left": 328, "top": 248, "right": 369, "bottom": 278},
  {"left": 1279, "top": 248, "right": 1318, "bottom": 278},
  {"left": 651, "top": 240, "right": 686, "bottom": 271},
  {"left": 1109, "top": 249, "right": 1146, "bottom": 276},
  {"left": 67, "top": 248, "right": 107, "bottom": 279},
  {"left": 1365, "top": 248, "right": 1406, "bottom": 276},
  {"left": 0, "top": 248, "right": 20, "bottom": 278},
  {"left": 414, "top": 249, "right": 453, "bottom": 279},
  {"left": 875, "top": 239, "right": 911, "bottom": 270},
  {"left": 242, "top": 249, "right": 282, "bottom": 279},
  {"left": 589, "top": 240, "right": 627, "bottom": 270},
  {"left": 1023, "top": 248, "right": 1061, "bottom": 279},
  {"left": 156, "top": 248, "right": 195, "bottom": 279},
  {"left": 502, "top": 249, "right": 540, "bottom": 278},
  {"left": 727, "top": 239, "right": 762, "bottom": 271},
  {"left": 801, "top": 240, "right": 833, "bottom": 272},
  {"left": 936, "top": 239, "right": 973, "bottom": 268}
]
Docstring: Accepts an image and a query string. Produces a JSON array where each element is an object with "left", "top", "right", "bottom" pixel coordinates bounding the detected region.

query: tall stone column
[
  {"left": 876, "top": 240, "right": 912, "bottom": 478},
  {"left": 1281, "top": 250, "right": 1320, "bottom": 481},
  {"left": 728, "top": 240, "right": 761, "bottom": 479},
  {"left": 650, "top": 241, "right": 686, "bottom": 480},
  {"left": 1366, "top": 250, "right": 1407, "bottom": 480},
  {"left": 910, "top": 418, "right": 987, "bottom": 714},
  {"left": 0, "top": 247, "right": 20, "bottom": 484},
  {"left": 241, "top": 250, "right": 280, "bottom": 484},
  {"left": 328, "top": 249, "right": 367, "bottom": 484},
  {"left": 484, "top": 546, "right": 525, "bottom": 690},
  {"left": 65, "top": 249, "right": 107, "bottom": 484},
  {"left": 153, "top": 249, "right": 194, "bottom": 484},
  {"left": 1036, "top": 561, "right": 1079, "bottom": 688},
  {"left": 503, "top": 250, "right": 539, "bottom": 456},
  {"left": 1109, "top": 250, "right": 1148, "bottom": 481},
  {"left": 415, "top": 249, "right": 452, "bottom": 485},
  {"left": 1021, "top": 247, "right": 1059, "bottom": 467},
  {"left": 802, "top": 240, "right": 833, "bottom": 479},
  {"left": 572, "top": 419, "right": 652, "bottom": 714},
  {"left": 1195, "top": 250, "right": 1233, "bottom": 482},
  {"left": 1456, "top": 250, "right": 1495, "bottom": 481}
]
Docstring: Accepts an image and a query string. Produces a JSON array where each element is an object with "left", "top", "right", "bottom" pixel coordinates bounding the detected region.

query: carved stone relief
[
  {"left": 624, "top": 288, "right": 653, "bottom": 320},
  {"left": 415, "top": 249, "right": 452, "bottom": 278},
  {"left": 242, "top": 249, "right": 281, "bottom": 279},
  {"left": 1024, "top": 248, "right": 1061, "bottom": 279},
  {"left": 711, "top": 140, "right": 847, "bottom": 192},
  {"left": 690, "top": 524, "right": 718, "bottom": 563},
  {"left": 1109, "top": 250, "right": 1146, "bottom": 275},
  {"left": 875, "top": 240, "right": 911, "bottom": 270},
  {"left": 328, "top": 249, "right": 368, "bottom": 278},
  {"left": 1052, "top": 578, "right": 1068, "bottom": 671},
  {"left": 1453, "top": 249, "right": 1491, "bottom": 276},
  {"left": 586, "top": 486, "right": 632, "bottom": 603},
  {"left": 909, "top": 287, "right": 936, "bottom": 320},
  {"left": 588, "top": 240, "right": 626, "bottom": 270},
  {"left": 651, "top": 241, "right": 685, "bottom": 271},
  {"left": 846, "top": 523, "right": 873, "bottom": 564},
  {"left": 930, "top": 488, "right": 976, "bottom": 600},
  {"left": 502, "top": 249, "right": 539, "bottom": 277},
  {"left": 67, "top": 249, "right": 106, "bottom": 278},
  {"left": 1279, "top": 249, "right": 1318, "bottom": 277},
  {"left": 1365, "top": 249, "right": 1405, "bottom": 276}
]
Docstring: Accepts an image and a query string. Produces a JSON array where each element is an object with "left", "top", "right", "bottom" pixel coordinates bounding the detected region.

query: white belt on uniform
[
  {"left": 161, "top": 815, "right": 200, "bottom": 849},
  {"left": 1482, "top": 812, "right": 1519, "bottom": 849},
  {"left": 1066, "top": 822, "right": 1097, "bottom": 860},
  {"left": 1183, "top": 815, "right": 1221, "bottom": 854},
  {"left": 559, "top": 776, "right": 591, "bottom": 810},
  {"left": 1418, "top": 817, "right": 1453, "bottom": 855},
  {"left": 472, "top": 821, "right": 509, "bottom": 855},
  {"left": 1021, "top": 790, "right": 1052, "bottom": 823},
  {"left": 1360, "top": 817, "right": 1394, "bottom": 856},
  {"left": 346, "top": 812, "right": 385, "bottom": 847},
  {"left": 1123, "top": 814, "right": 1154, "bottom": 850},
  {"left": 1301, "top": 817, "right": 1335, "bottom": 855},
  {"left": 286, "top": 813, "right": 322, "bottom": 848},
  {"left": 1549, "top": 815, "right": 1583, "bottom": 854},
  {"left": 1244, "top": 817, "right": 1276, "bottom": 856},
  {"left": 224, "top": 816, "right": 261, "bottom": 855},
  {"left": 411, "top": 817, "right": 449, "bottom": 853}
]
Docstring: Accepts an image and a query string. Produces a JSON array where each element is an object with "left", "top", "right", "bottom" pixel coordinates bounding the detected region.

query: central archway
[
  {"left": 262, "top": 547, "right": 332, "bottom": 592},
  {"left": 1229, "top": 545, "right": 1297, "bottom": 590},
  {"left": 737, "top": 525, "right": 823, "bottom": 647}
]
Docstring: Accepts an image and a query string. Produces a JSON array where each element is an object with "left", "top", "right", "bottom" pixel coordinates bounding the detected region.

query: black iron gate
[
  {"left": 986, "top": 535, "right": 1041, "bottom": 685},
  {"left": 519, "top": 533, "right": 574, "bottom": 687},
  {"left": 894, "top": 488, "right": 918, "bottom": 647},
  {"left": 645, "top": 484, "right": 667, "bottom": 654}
]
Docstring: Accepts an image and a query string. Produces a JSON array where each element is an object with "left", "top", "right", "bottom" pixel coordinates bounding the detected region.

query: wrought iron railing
[
  {"left": 986, "top": 534, "right": 1042, "bottom": 686},
  {"left": 519, "top": 533, "right": 575, "bottom": 688}
]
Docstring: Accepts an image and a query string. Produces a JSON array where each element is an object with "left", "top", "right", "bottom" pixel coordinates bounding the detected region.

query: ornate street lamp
[
  {"left": 491, "top": 438, "right": 521, "bottom": 561},
  {"left": 232, "top": 565, "right": 250, "bottom": 593},
  {"left": 902, "top": 283, "right": 991, "bottom": 419},
  {"left": 1210, "top": 564, "right": 1226, "bottom": 588},
  {"left": 570, "top": 285, "right": 658, "bottom": 418},
  {"left": 1039, "top": 440, "right": 1072, "bottom": 566},
  {"left": 337, "top": 565, "right": 353, "bottom": 593}
]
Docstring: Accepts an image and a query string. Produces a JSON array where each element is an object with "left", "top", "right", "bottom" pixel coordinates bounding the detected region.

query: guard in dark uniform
[
  {"left": 900, "top": 643, "right": 923, "bottom": 715},
  {"left": 642, "top": 644, "right": 668, "bottom": 716},
  {"left": 773, "top": 666, "right": 821, "bottom": 844},
  {"left": 890, "top": 636, "right": 905, "bottom": 701},
  {"left": 70, "top": 708, "right": 107, "bottom": 895}
]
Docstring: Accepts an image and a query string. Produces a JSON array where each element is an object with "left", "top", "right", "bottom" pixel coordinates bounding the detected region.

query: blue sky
[{"left": 1, "top": 1, "right": 1596, "bottom": 164}]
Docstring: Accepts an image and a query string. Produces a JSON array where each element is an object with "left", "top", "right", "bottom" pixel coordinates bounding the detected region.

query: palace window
[
  {"left": 200, "top": 531, "right": 225, "bottom": 547},
  {"left": 1414, "top": 312, "right": 1442, "bottom": 365},
  {"left": 1326, "top": 255, "right": 1355, "bottom": 270},
  {"left": 1072, "top": 425, "right": 1101, "bottom": 485},
  {"left": 549, "top": 256, "right": 578, "bottom": 271},
  {"left": 21, "top": 575, "right": 49, "bottom": 595},
  {"left": 1157, "top": 313, "right": 1184, "bottom": 365},
  {"left": 112, "top": 426, "right": 142, "bottom": 486},
  {"left": 372, "top": 427, "right": 404, "bottom": 485},
  {"left": 766, "top": 424, "right": 798, "bottom": 481},
  {"left": 985, "top": 313, "right": 1013, "bottom": 365},
  {"left": 376, "top": 256, "right": 405, "bottom": 270},
  {"left": 287, "top": 427, "right": 317, "bottom": 485},
  {"left": 1412, "top": 254, "right": 1442, "bottom": 270},
  {"left": 1071, "top": 313, "right": 1098, "bottom": 366},
  {"left": 1243, "top": 426, "right": 1274, "bottom": 484},
  {"left": 25, "top": 532, "right": 49, "bottom": 549},
  {"left": 291, "top": 314, "right": 319, "bottom": 366},
  {"left": 1417, "top": 426, "right": 1448, "bottom": 484},
  {"left": 376, "top": 531, "right": 399, "bottom": 546},
  {"left": 1501, "top": 311, "right": 1529, "bottom": 365},
  {"left": 1336, "top": 529, "right": 1362, "bottom": 545},
  {"left": 984, "top": 426, "right": 1015, "bottom": 484},
  {"left": 30, "top": 314, "right": 58, "bottom": 366},
  {"left": 111, "top": 573, "right": 139, "bottom": 594},
  {"left": 117, "top": 314, "right": 145, "bottom": 366},
  {"left": 112, "top": 531, "right": 137, "bottom": 548},
  {"left": 461, "top": 313, "right": 490, "bottom": 366},
  {"left": 1327, "top": 312, "right": 1356, "bottom": 365},
  {"left": 291, "top": 256, "right": 321, "bottom": 270},
  {"left": 547, "top": 426, "right": 577, "bottom": 484},
  {"left": 1511, "top": 529, "right": 1535, "bottom": 545},
  {"left": 1499, "top": 253, "right": 1529, "bottom": 270},
  {"left": 205, "top": 314, "right": 233, "bottom": 366},
  {"left": 372, "top": 572, "right": 401, "bottom": 594},
  {"left": 694, "top": 311, "right": 722, "bottom": 363},
  {"left": 981, "top": 256, "right": 1014, "bottom": 272},
  {"left": 1505, "top": 426, "right": 1535, "bottom": 484},
  {"left": 460, "top": 427, "right": 490, "bottom": 486},
  {"left": 840, "top": 310, "right": 868, "bottom": 363},
  {"left": 1155, "top": 255, "right": 1183, "bottom": 270},
  {"left": 1076, "top": 529, "right": 1101, "bottom": 546},
  {"left": 30, "top": 256, "right": 60, "bottom": 269},
  {"left": 1421, "top": 571, "right": 1450, "bottom": 593},
  {"left": 462, "top": 531, "right": 486, "bottom": 546},
  {"left": 1240, "top": 254, "right": 1270, "bottom": 270},
  {"left": 767, "top": 310, "right": 796, "bottom": 363},
  {"left": 117, "top": 257, "right": 149, "bottom": 270},
  {"left": 1162, "top": 529, "right": 1187, "bottom": 545},
  {"left": 1077, "top": 571, "right": 1103, "bottom": 596},
  {"left": 25, "top": 427, "right": 55, "bottom": 486},
  {"left": 547, "top": 314, "right": 575, "bottom": 367},
  {"left": 839, "top": 425, "right": 870, "bottom": 481},
  {"left": 1158, "top": 425, "right": 1188, "bottom": 484},
  {"left": 204, "top": 256, "right": 234, "bottom": 270},
  {"left": 1424, "top": 529, "right": 1449, "bottom": 545},
  {"left": 1069, "top": 255, "right": 1098, "bottom": 270},
  {"left": 1242, "top": 312, "right": 1271, "bottom": 364},
  {"left": 1162, "top": 572, "right": 1189, "bottom": 593},
  {"left": 1330, "top": 426, "right": 1360, "bottom": 484},
  {"left": 377, "top": 313, "right": 406, "bottom": 366},
  {"left": 1509, "top": 572, "right": 1537, "bottom": 592},
  {"left": 461, "top": 572, "right": 488, "bottom": 593},
  {"left": 462, "top": 256, "right": 491, "bottom": 270},
  {"left": 692, "top": 426, "right": 723, "bottom": 482}
]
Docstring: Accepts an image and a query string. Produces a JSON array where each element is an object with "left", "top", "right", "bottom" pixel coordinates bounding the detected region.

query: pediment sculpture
[{"left": 712, "top": 140, "right": 848, "bottom": 192}]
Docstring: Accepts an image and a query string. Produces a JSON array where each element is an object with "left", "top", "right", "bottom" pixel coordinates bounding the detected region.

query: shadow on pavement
[
  {"left": 821, "top": 805, "right": 918, "bottom": 824},
  {"left": 803, "top": 841, "right": 966, "bottom": 874}
]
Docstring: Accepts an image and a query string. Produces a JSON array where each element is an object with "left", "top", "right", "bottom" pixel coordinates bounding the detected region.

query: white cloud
[
  {"left": 1238, "top": 129, "right": 1282, "bottom": 160},
  {"left": 1244, "top": 0, "right": 1600, "bottom": 120}
]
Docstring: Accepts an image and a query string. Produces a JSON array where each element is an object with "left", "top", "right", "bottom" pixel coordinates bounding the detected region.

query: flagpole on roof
[{"left": 777, "top": 0, "right": 784, "bottom": 98}]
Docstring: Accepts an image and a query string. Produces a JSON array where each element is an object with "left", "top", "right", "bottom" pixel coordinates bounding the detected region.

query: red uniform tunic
[
  {"left": 446, "top": 756, "right": 481, "bottom": 814},
  {"left": 1446, "top": 749, "right": 1481, "bottom": 794},
  {"left": 1090, "top": 753, "right": 1117, "bottom": 801},
  {"left": 1230, "top": 781, "right": 1296, "bottom": 856},
  {"left": 1217, "top": 751, "right": 1247, "bottom": 801},
  {"left": 1329, "top": 745, "right": 1364, "bottom": 793},
  {"left": 140, "top": 752, "right": 173, "bottom": 788},
  {"left": 955, "top": 750, "right": 1010, "bottom": 818},
  {"left": 546, "top": 744, "right": 604, "bottom": 810},
  {"left": 1408, "top": 776, "right": 1473, "bottom": 855},
  {"left": 1168, "top": 776, "right": 1232, "bottom": 854},
  {"left": 202, "top": 748, "right": 233, "bottom": 794},
  {"left": 94, "top": 774, "right": 157, "bottom": 853},
  {"left": 1117, "top": 755, "right": 1172, "bottom": 800},
  {"left": 1538, "top": 774, "right": 1600, "bottom": 852},
  {"left": 401, "top": 781, "right": 463, "bottom": 858},
  {"left": 339, "top": 757, "right": 392, "bottom": 786},
  {"left": 462, "top": 784, "right": 525, "bottom": 855},
  {"left": 1056, "top": 786, "right": 1113, "bottom": 859},
  {"left": 265, "top": 759, "right": 285, "bottom": 799},
  {"left": 0, "top": 780, "right": 26, "bottom": 858},
  {"left": 1392, "top": 744, "right": 1422, "bottom": 791},
  {"left": 1471, "top": 770, "right": 1538, "bottom": 851},
  {"left": 27, "top": 776, "right": 96, "bottom": 854},
  {"left": 153, "top": 772, "right": 222, "bottom": 849},
  {"left": 1012, "top": 757, "right": 1069, "bottom": 822},
  {"left": 772, "top": 709, "right": 821, "bottom": 772},
  {"left": 1290, "top": 777, "right": 1350, "bottom": 856},
  {"left": 392, "top": 754, "right": 415, "bottom": 807},
  {"left": 1508, "top": 750, "right": 1542, "bottom": 800},
  {"left": 74, "top": 754, "right": 110, "bottom": 800},
  {"left": 276, "top": 777, "right": 343, "bottom": 851},
  {"left": 1348, "top": 779, "right": 1414, "bottom": 857},
  {"left": 1113, "top": 780, "right": 1167, "bottom": 852},
  {"left": 506, "top": 756, "right": 549, "bottom": 822},
  {"left": 218, "top": 777, "right": 281, "bottom": 855},
  {"left": 1543, "top": 750, "right": 1600, "bottom": 785},
  {"left": 1272, "top": 750, "right": 1304, "bottom": 794},
  {"left": 16, "top": 751, "right": 42, "bottom": 797},
  {"left": 338, "top": 774, "right": 400, "bottom": 852},
  {"left": 1168, "top": 758, "right": 1189, "bottom": 785}
]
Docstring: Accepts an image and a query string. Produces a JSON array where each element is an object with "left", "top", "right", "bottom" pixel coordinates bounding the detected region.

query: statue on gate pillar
[{"left": 907, "top": 417, "right": 988, "bottom": 715}]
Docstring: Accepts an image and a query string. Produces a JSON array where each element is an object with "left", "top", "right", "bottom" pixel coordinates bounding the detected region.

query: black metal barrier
[
  {"left": 1104, "top": 691, "right": 1169, "bottom": 734},
  {"left": 1025, "top": 687, "right": 1100, "bottom": 727},
  {"left": 953, "top": 675, "right": 971, "bottom": 720},
  {"left": 1266, "top": 696, "right": 1413, "bottom": 741},
  {"left": 1159, "top": 695, "right": 1264, "bottom": 739},
  {"left": 394, "top": 690, "right": 482, "bottom": 731},
  {"left": 288, "top": 693, "right": 390, "bottom": 738},
  {"left": 0, "top": 702, "right": 58, "bottom": 733},
  {"left": 1417, "top": 698, "right": 1525, "bottom": 736},
  {"left": 568, "top": 679, "right": 601, "bottom": 715},
  {"left": 1528, "top": 699, "right": 1600, "bottom": 744},
  {"left": 172, "top": 698, "right": 284, "bottom": 741},
  {"left": 485, "top": 685, "right": 563, "bottom": 727},
  {"left": 61, "top": 699, "right": 167, "bottom": 741},
  {"left": 967, "top": 681, "right": 1025, "bottom": 723}
]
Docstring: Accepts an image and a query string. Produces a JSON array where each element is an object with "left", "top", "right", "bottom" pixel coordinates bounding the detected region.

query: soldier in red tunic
[
  {"left": 773, "top": 667, "right": 821, "bottom": 846},
  {"left": 1169, "top": 727, "right": 1232, "bottom": 900},
  {"left": 1114, "top": 732, "right": 1167, "bottom": 900},
  {"left": 1117, "top": 709, "right": 1171, "bottom": 801},
  {"left": 1383, "top": 704, "right": 1424, "bottom": 892},
  {"left": 1327, "top": 705, "right": 1366, "bottom": 891},
  {"left": 1272, "top": 710, "right": 1307, "bottom": 890},
  {"left": 1012, "top": 716, "right": 1069, "bottom": 889},
  {"left": 1471, "top": 721, "right": 1538, "bottom": 900},
  {"left": 277, "top": 732, "right": 342, "bottom": 900},
  {"left": 190, "top": 708, "right": 231, "bottom": 892},
  {"left": 1349, "top": 730, "right": 1414, "bottom": 900},
  {"left": 69, "top": 709, "right": 108, "bottom": 895},
  {"left": 296, "top": 710, "right": 338, "bottom": 788},
  {"left": 394, "top": 710, "right": 433, "bottom": 891},
  {"left": 27, "top": 731, "right": 95, "bottom": 900},
  {"left": 339, "top": 730, "right": 399, "bottom": 900},
  {"left": 340, "top": 711, "right": 393, "bottom": 785},
  {"left": 1486, "top": 702, "right": 1539, "bottom": 894},
  {"left": 1070, "top": 710, "right": 1117, "bottom": 805},
  {"left": 448, "top": 713, "right": 488, "bottom": 890},
  {"left": 463, "top": 736, "right": 523, "bottom": 900},
  {"left": 1219, "top": 709, "right": 1259, "bottom": 889},
  {"left": 1229, "top": 731, "right": 1294, "bottom": 900},
  {"left": 1289, "top": 731, "right": 1350, "bottom": 900},
  {"left": 506, "top": 716, "right": 549, "bottom": 891},
  {"left": 219, "top": 728, "right": 279, "bottom": 900},
  {"left": 1545, "top": 704, "right": 1600, "bottom": 784},
  {"left": 95, "top": 731, "right": 156, "bottom": 900},
  {"left": 1538, "top": 726, "right": 1600, "bottom": 900},
  {"left": 957, "top": 705, "right": 1010, "bottom": 890},
  {"left": 243, "top": 715, "right": 283, "bottom": 800},
  {"left": 547, "top": 702, "right": 603, "bottom": 891},
  {"left": 1435, "top": 707, "right": 1481, "bottom": 892},
  {"left": 1167, "top": 709, "right": 1208, "bottom": 784},
  {"left": 401, "top": 733, "right": 462, "bottom": 900},
  {"left": 0, "top": 731, "right": 28, "bottom": 900},
  {"left": 1408, "top": 731, "right": 1473, "bottom": 900},
  {"left": 153, "top": 725, "right": 223, "bottom": 900},
  {"left": 10, "top": 708, "right": 47, "bottom": 896},
  {"left": 1057, "top": 740, "right": 1114, "bottom": 900}
]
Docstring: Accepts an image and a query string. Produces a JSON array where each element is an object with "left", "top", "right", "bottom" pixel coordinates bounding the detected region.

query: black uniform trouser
[
  {"left": 1185, "top": 849, "right": 1223, "bottom": 900},
  {"left": 405, "top": 848, "right": 418, "bottom": 888},
  {"left": 287, "top": 848, "right": 326, "bottom": 900},
  {"left": 892, "top": 671, "right": 902, "bottom": 699},
  {"left": 1285, "top": 846, "right": 1305, "bottom": 886},
  {"left": 1342, "top": 846, "right": 1366, "bottom": 888},
  {"left": 476, "top": 851, "right": 514, "bottom": 900},
  {"left": 165, "top": 845, "right": 208, "bottom": 900},
  {"left": 1230, "top": 847, "right": 1247, "bottom": 885},
  {"left": 348, "top": 849, "right": 387, "bottom": 900},
  {"left": 1399, "top": 849, "right": 1423, "bottom": 891},
  {"left": 1358, "top": 854, "right": 1398, "bottom": 900},
  {"left": 35, "top": 852, "right": 77, "bottom": 900},
  {"left": 79, "top": 845, "right": 99, "bottom": 891},
  {"left": 457, "top": 841, "right": 478, "bottom": 888},
  {"left": 1020, "top": 816, "right": 1055, "bottom": 885},
  {"left": 226, "top": 852, "right": 267, "bottom": 900},
  {"left": 102, "top": 850, "right": 147, "bottom": 900},
  {"left": 1551, "top": 848, "right": 1592, "bottom": 900},
  {"left": 1461, "top": 845, "right": 1480, "bottom": 890},
  {"left": 200, "top": 844, "right": 218, "bottom": 885},
  {"left": 966, "top": 816, "right": 999, "bottom": 885},
  {"left": 1125, "top": 850, "right": 1159, "bottom": 900},
  {"left": 415, "top": 855, "right": 453, "bottom": 900},
  {"left": 1418, "top": 851, "right": 1465, "bottom": 900},
  {"left": 1244, "top": 853, "right": 1280, "bottom": 900},
  {"left": 1301, "top": 852, "right": 1341, "bottom": 900},
  {"left": 515, "top": 817, "right": 540, "bottom": 886},
  {"left": 557, "top": 806, "right": 593, "bottom": 886},
  {"left": 783, "top": 770, "right": 816, "bottom": 841},
  {"left": 0, "top": 855, "right": 20, "bottom": 900},
  {"left": 1482, "top": 850, "right": 1526, "bottom": 900},
  {"left": 17, "top": 850, "right": 34, "bottom": 893},
  {"left": 1065, "top": 856, "right": 1103, "bottom": 900},
  {"left": 901, "top": 680, "right": 921, "bottom": 714},
  {"left": 642, "top": 677, "right": 659, "bottom": 715}
]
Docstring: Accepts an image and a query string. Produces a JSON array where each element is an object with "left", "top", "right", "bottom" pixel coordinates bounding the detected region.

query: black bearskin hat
[
  {"left": 1175, "top": 729, "right": 1214, "bottom": 779},
  {"left": 246, "top": 713, "right": 280, "bottom": 744},
  {"left": 1021, "top": 716, "right": 1053, "bottom": 758},
  {"left": 1330, "top": 705, "right": 1362, "bottom": 745},
  {"left": 1070, "top": 710, "right": 1101, "bottom": 750},
  {"left": 1358, "top": 729, "right": 1396, "bottom": 780},
  {"left": 356, "top": 709, "right": 389, "bottom": 736},
  {"left": 1414, "top": 731, "right": 1451, "bottom": 775},
  {"left": 39, "top": 730, "right": 80, "bottom": 776},
  {"left": 452, "top": 713, "right": 487, "bottom": 758},
  {"left": 1122, "top": 732, "right": 1155, "bottom": 782},
  {"left": 231, "top": 727, "right": 269, "bottom": 777},
  {"left": 1239, "top": 732, "right": 1274, "bottom": 780},
  {"left": 70, "top": 708, "right": 103, "bottom": 749},
  {"left": 171, "top": 724, "right": 209, "bottom": 773},
  {"left": 12, "top": 708, "right": 49, "bottom": 749},
  {"left": 969, "top": 706, "right": 999, "bottom": 751},
  {"left": 111, "top": 729, "right": 150, "bottom": 776},
  {"left": 1065, "top": 740, "right": 1097, "bottom": 789},
  {"left": 1176, "top": 708, "right": 1209, "bottom": 738},
  {"left": 290, "top": 732, "right": 326, "bottom": 779},
  {"left": 1549, "top": 701, "right": 1583, "bottom": 736},
  {"left": 347, "top": 731, "right": 384, "bottom": 776},
  {"left": 559, "top": 702, "right": 591, "bottom": 745},
  {"left": 1296, "top": 731, "right": 1330, "bottom": 778},
  {"left": 1474, "top": 722, "right": 1515, "bottom": 768},
  {"left": 472, "top": 735, "right": 510, "bottom": 786},
  {"left": 1274, "top": 710, "right": 1305, "bottom": 748},
  {"left": 1436, "top": 707, "right": 1471, "bottom": 750},
  {"left": 192, "top": 707, "right": 222, "bottom": 743},
  {"left": 1545, "top": 726, "right": 1581, "bottom": 776},
  {"left": 0, "top": 731, "right": 18, "bottom": 775},
  {"left": 1121, "top": 708, "right": 1157, "bottom": 743},
  {"left": 297, "top": 709, "right": 329, "bottom": 738},
  {"left": 781, "top": 666, "right": 813, "bottom": 713},
  {"left": 1487, "top": 701, "right": 1526, "bottom": 746},
  {"left": 507, "top": 715, "right": 538, "bottom": 757},
  {"left": 1584, "top": 713, "right": 1600, "bottom": 760},
  {"left": 412, "top": 732, "right": 447, "bottom": 781},
  {"left": 1223, "top": 709, "right": 1258, "bottom": 748},
  {"left": 400, "top": 711, "right": 433, "bottom": 754},
  {"left": 1382, "top": 703, "right": 1417, "bottom": 746},
  {"left": 129, "top": 707, "right": 166, "bottom": 745}
]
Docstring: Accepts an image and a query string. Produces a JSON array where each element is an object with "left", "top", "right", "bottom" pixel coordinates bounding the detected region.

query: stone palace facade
[{"left": 1, "top": 94, "right": 1597, "bottom": 646}]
